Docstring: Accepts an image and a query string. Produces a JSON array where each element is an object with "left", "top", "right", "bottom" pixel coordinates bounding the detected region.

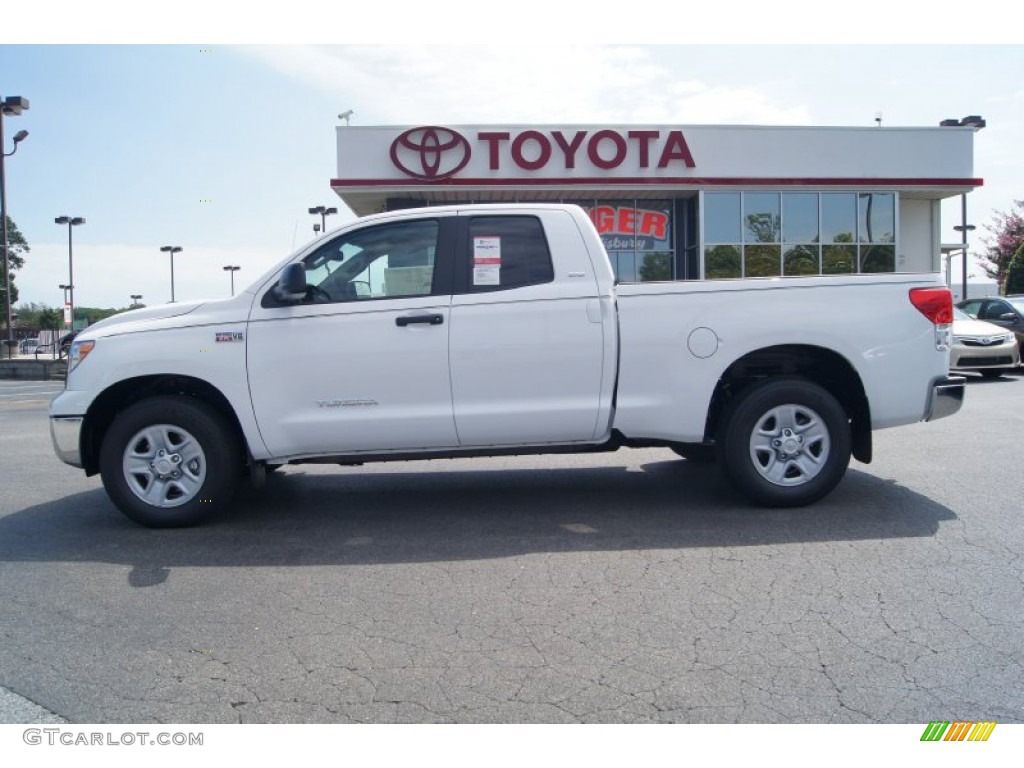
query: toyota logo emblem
[{"left": 390, "top": 126, "right": 471, "bottom": 181}]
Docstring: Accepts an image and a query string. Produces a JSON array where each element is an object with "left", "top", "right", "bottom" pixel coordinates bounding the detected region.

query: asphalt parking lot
[{"left": 0, "top": 374, "right": 1022, "bottom": 723}]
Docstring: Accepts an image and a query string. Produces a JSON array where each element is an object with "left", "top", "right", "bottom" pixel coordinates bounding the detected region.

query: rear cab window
[{"left": 461, "top": 216, "right": 554, "bottom": 294}]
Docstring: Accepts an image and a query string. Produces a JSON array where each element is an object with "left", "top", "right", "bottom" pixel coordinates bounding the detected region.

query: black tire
[
  {"left": 99, "top": 396, "right": 241, "bottom": 527},
  {"left": 670, "top": 444, "right": 717, "bottom": 463},
  {"left": 717, "top": 378, "right": 851, "bottom": 507}
]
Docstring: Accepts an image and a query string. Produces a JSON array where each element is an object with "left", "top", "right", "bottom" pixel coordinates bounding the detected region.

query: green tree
[
  {"left": 1004, "top": 242, "right": 1024, "bottom": 295},
  {"left": 11, "top": 301, "right": 48, "bottom": 328},
  {"left": 0, "top": 215, "right": 30, "bottom": 307},
  {"left": 638, "top": 253, "right": 673, "bottom": 281},
  {"left": 704, "top": 245, "right": 741, "bottom": 279},
  {"left": 74, "top": 306, "right": 121, "bottom": 325},
  {"left": 744, "top": 212, "right": 781, "bottom": 244},
  {"left": 980, "top": 200, "right": 1024, "bottom": 285},
  {"left": 38, "top": 306, "right": 62, "bottom": 334}
]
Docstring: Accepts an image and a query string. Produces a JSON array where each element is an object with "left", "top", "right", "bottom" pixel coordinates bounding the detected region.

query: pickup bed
[{"left": 50, "top": 204, "right": 964, "bottom": 526}]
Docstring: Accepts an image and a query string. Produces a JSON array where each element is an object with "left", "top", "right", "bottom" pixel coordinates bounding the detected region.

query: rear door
[
  {"left": 247, "top": 216, "right": 458, "bottom": 457},
  {"left": 447, "top": 209, "right": 610, "bottom": 447}
]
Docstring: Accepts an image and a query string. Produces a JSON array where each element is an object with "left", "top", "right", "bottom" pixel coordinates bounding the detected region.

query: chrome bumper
[
  {"left": 50, "top": 416, "right": 84, "bottom": 468},
  {"left": 924, "top": 375, "right": 966, "bottom": 422}
]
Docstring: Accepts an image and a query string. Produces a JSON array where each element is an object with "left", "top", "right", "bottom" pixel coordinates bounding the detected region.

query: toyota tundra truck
[{"left": 49, "top": 204, "right": 964, "bottom": 527}]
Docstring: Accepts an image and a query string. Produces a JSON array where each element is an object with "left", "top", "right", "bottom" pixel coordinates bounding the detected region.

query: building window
[
  {"left": 576, "top": 200, "right": 675, "bottom": 283},
  {"left": 702, "top": 191, "right": 897, "bottom": 279}
]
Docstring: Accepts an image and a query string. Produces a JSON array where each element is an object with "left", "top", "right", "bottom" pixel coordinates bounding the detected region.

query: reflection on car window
[
  {"left": 979, "top": 301, "right": 1010, "bottom": 320},
  {"left": 301, "top": 220, "right": 440, "bottom": 303},
  {"left": 959, "top": 300, "right": 982, "bottom": 317}
]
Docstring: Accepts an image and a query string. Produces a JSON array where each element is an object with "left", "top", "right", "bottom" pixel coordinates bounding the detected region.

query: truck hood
[
  {"left": 87, "top": 301, "right": 206, "bottom": 332},
  {"left": 79, "top": 294, "right": 254, "bottom": 340}
]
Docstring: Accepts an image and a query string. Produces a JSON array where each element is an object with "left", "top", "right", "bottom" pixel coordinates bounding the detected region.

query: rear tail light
[
  {"left": 909, "top": 287, "right": 953, "bottom": 324},
  {"left": 909, "top": 287, "right": 953, "bottom": 351}
]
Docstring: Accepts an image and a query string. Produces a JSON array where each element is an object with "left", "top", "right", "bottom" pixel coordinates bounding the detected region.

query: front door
[{"left": 247, "top": 217, "right": 458, "bottom": 457}]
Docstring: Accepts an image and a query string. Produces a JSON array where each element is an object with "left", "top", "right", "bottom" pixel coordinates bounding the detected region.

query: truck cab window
[
  {"left": 270, "top": 220, "right": 440, "bottom": 306},
  {"left": 466, "top": 216, "right": 554, "bottom": 293}
]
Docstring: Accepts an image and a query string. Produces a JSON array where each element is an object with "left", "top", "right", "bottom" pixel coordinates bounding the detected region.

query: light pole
[
  {"left": 59, "top": 283, "right": 73, "bottom": 330},
  {"left": 953, "top": 209, "right": 975, "bottom": 302},
  {"left": 939, "top": 115, "right": 986, "bottom": 301},
  {"left": 160, "top": 246, "right": 183, "bottom": 302},
  {"left": 130, "top": 294, "right": 142, "bottom": 308},
  {"left": 222, "top": 265, "right": 240, "bottom": 296},
  {"left": 55, "top": 216, "right": 85, "bottom": 331},
  {"left": 308, "top": 205, "right": 337, "bottom": 236},
  {"left": 1, "top": 94, "right": 30, "bottom": 358}
]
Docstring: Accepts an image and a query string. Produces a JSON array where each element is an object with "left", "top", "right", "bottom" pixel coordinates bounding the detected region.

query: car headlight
[{"left": 69, "top": 340, "right": 95, "bottom": 372}]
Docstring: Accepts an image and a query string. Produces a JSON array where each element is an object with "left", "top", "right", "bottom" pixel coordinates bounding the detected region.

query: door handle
[{"left": 396, "top": 313, "right": 444, "bottom": 327}]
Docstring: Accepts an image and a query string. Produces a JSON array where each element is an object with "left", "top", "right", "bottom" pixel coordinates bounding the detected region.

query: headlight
[{"left": 69, "top": 340, "right": 95, "bottom": 372}]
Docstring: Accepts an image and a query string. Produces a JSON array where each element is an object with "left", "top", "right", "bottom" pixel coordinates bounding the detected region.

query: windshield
[
  {"left": 953, "top": 308, "right": 972, "bottom": 321},
  {"left": 1006, "top": 297, "right": 1024, "bottom": 313}
]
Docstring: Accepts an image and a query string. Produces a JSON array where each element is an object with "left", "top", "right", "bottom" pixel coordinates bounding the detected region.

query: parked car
[
  {"left": 957, "top": 295, "right": 1024, "bottom": 351},
  {"left": 18, "top": 337, "right": 40, "bottom": 355},
  {"left": 950, "top": 308, "right": 1020, "bottom": 378}
]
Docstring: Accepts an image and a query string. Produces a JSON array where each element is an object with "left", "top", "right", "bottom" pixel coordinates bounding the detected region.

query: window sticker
[{"left": 473, "top": 235, "right": 501, "bottom": 285}]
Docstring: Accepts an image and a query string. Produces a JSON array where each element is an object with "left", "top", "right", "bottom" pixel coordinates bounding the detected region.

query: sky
[{"left": 1, "top": 29, "right": 1022, "bottom": 312}]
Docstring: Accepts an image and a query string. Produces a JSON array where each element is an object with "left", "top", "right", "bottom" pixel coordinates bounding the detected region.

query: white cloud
[{"left": 240, "top": 45, "right": 811, "bottom": 126}]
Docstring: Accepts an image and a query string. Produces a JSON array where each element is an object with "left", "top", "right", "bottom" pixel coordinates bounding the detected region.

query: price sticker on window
[{"left": 473, "top": 236, "right": 501, "bottom": 285}]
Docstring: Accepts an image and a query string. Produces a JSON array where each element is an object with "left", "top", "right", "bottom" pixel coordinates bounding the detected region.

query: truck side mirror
[{"left": 273, "top": 263, "right": 309, "bottom": 303}]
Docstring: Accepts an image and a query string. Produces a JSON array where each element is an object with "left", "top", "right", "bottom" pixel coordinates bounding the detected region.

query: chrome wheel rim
[
  {"left": 122, "top": 424, "right": 207, "bottom": 508},
  {"left": 748, "top": 403, "right": 830, "bottom": 487}
]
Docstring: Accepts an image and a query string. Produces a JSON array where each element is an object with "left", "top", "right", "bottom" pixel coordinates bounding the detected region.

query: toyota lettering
[{"left": 388, "top": 126, "right": 697, "bottom": 180}]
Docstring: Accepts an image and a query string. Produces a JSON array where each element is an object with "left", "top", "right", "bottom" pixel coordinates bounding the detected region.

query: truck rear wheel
[
  {"left": 718, "top": 378, "right": 851, "bottom": 507},
  {"left": 99, "top": 396, "right": 240, "bottom": 527}
]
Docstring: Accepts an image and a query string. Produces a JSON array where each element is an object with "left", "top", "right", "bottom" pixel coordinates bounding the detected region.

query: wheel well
[
  {"left": 81, "top": 375, "right": 247, "bottom": 475},
  {"left": 704, "top": 345, "right": 872, "bottom": 463}
]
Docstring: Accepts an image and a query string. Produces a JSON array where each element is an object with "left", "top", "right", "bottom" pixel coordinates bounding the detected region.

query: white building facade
[{"left": 331, "top": 123, "right": 982, "bottom": 284}]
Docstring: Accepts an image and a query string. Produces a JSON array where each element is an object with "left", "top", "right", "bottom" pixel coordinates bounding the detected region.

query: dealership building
[{"left": 331, "top": 121, "right": 983, "bottom": 284}]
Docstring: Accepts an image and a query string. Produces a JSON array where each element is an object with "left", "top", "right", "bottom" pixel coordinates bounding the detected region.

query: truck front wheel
[
  {"left": 99, "top": 396, "right": 240, "bottom": 527},
  {"left": 718, "top": 378, "right": 851, "bottom": 507}
]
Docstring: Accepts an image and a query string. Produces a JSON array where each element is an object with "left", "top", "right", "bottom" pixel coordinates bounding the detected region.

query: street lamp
[
  {"left": 939, "top": 115, "right": 986, "bottom": 301},
  {"left": 308, "top": 205, "right": 337, "bottom": 235},
  {"left": 953, "top": 219, "right": 976, "bottom": 301},
  {"left": 58, "top": 283, "right": 73, "bottom": 329},
  {"left": 1, "top": 94, "right": 30, "bottom": 358},
  {"left": 160, "top": 246, "right": 183, "bottom": 302},
  {"left": 55, "top": 216, "right": 85, "bottom": 331},
  {"left": 130, "top": 294, "right": 142, "bottom": 308},
  {"left": 222, "top": 265, "right": 240, "bottom": 296}
]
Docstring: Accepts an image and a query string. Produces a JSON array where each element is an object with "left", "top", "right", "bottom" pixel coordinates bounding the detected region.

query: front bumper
[
  {"left": 924, "top": 375, "right": 966, "bottom": 422},
  {"left": 50, "top": 416, "right": 84, "bottom": 468}
]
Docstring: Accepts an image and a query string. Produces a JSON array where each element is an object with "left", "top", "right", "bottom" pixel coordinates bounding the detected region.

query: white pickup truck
[{"left": 50, "top": 204, "right": 964, "bottom": 527}]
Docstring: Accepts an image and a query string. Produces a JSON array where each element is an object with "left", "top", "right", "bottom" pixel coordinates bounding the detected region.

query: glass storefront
[
  {"left": 572, "top": 200, "right": 675, "bottom": 283},
  {"left": 388, "top": 191, "right": 898, "bottom": 283},
  {"left": 702, "top": 191, "right": 897, "bottom": 278}
]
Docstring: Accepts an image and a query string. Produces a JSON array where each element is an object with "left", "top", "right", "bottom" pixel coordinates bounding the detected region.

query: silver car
[{"left": 951, "top": 308, "right": 1020, "bottom": 378}]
